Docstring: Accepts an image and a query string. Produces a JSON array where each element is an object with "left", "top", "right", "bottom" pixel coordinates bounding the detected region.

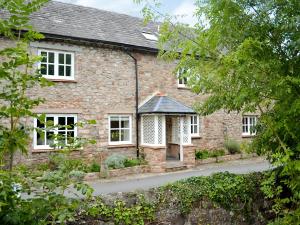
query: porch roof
[{"left": 138, "top": 96, "right": 195, "bottom": 114}]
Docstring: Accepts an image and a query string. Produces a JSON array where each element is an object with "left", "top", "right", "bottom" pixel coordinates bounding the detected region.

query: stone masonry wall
[{"left": 0, "top": 37, "right": 251, "bottom": 165}]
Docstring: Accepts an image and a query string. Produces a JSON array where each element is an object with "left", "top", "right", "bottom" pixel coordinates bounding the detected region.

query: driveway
[{"left": 80, "top": 158, "right": 271, "bottom": 195}]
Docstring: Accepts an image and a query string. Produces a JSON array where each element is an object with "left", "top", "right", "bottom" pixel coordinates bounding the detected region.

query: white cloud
[{"left": 172, "top": 0, "right": 197, "bottom": 26}]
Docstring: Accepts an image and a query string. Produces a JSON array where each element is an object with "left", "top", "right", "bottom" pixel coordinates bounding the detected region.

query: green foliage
[
  {"left": 195, "top": 149, "right": 225, "bottom": 159},
  {"left": 0, "top": 0, "right": 52, "bottom": 170},
  {"left": 195, "top": 149, "right": 210, "bottom": 159},
  {"left": 89, "top": 161, "right": 101, "bottom": 172},
  {"left": 161, "top": 172, "right": 265, "bottom": 223},
  {"left": 105, "top": 154, "right": 127, "bottom": 169},
  {"left": 85, "top": 195, "right": 155, "bottom": 225},
  {"left": 124, "top": 158, "right": 146, "bottom": 167},
  {"left": 210, "top": 149, "right": 225, "bottom": 158},
  {"left": 224, "top": 139, "right": 241, "bottom": 154},
  {"left": 240, "top": 141, "right": 253, "bottom": 154},
  {"left": 105, "top": 155, "right": 145, "bottom": 169},
  {"left": 137, "top": 0, "right": 300, "bottom": 222}
]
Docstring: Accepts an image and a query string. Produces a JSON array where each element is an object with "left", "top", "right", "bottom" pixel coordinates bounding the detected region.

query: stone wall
[
  {"left": 0, "top": 37, "right": 252, "bottom": 165},
  {"left": 142, "top": 146, "right": 166, "bottom": 172}
]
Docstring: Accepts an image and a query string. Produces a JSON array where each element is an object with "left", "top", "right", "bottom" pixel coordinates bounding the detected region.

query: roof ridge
[{"left": 153, "top": 96, "right": 163, "bottom": 112}]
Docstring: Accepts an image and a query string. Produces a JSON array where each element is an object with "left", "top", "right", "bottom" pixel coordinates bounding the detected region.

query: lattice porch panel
[
  {"left": 182, "top": 116, "right": 190, "bottom": 144},
  {"left": 157, "top": 115, "right": 164, "bottom": 144},
  {"left": 142, "top": 115, "right": 155, "bottom": 144},
  {"left": 171, "top": 117, "right": 179, "bottom": 144}
]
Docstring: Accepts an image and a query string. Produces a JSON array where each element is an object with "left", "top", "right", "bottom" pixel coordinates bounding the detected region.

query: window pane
[
  {"left": 37, "top": 131, "right": 45, "bottom": 145},
  {"left": 110, "top": 117, "right": 120, "bottom": 128},
  {"left": 67, "top": 117, "right": 75, "bottom": 129},
  {"left": 179, "top": 79, "right": 183, "bottom": 84},
  {"left": 59, "top": 65, "right": 65, "bottom": 76},
  {"left": 183, "top": 77, "right": 188, "bottom": 84},
  {"left": 46, "top": 131, "right": 54, "bottom": 146},
  {"left": 41, "top": 52, "right": 47, "bottom": 62},
  {"left": 194, "top": 125, "right": 198, "bottom": 134},
  {"left": 121, "top": 129, "right": 130, "bottom": 141},
  {"left": 37, "top": 119, "right": 45, "bottom": 128},
  {"left": 48, "top": 52, "right": 54, "bottom": 63},
  {"left": 191, "top": 126, "right": 194, "bottom": 134},
  {"left": 66, "top": 54, "right": 71, "bottom": 64},
  {"left": 194, "top": 116, "right": 197, "bottom": 124},
  {"left": 110, "top": 130, "right": 120, "bottom": 142},
  {"left": 59, "top": 53, "right": 65, "bottom": 64},
  {"left": 41, "top": 64, "right": 47, "bottom": 75},
  {"left": 121, "top": 119, "right": 129, "bottom": 128},
  {"left": 66, "top": 66, "right": 71, "bottom": 76},
  {"left": 46, "top": 117, "right": 54, "bottom": 127},
  {"left": 48, "top": 64, "right": 54, "bottom": 75},
  {"left": 57, "top": 131, "right": 66, "bottom": 146},
  {"left": 67, "top": 131, "right": 75, "bottom": 144},
  {"left": 242, "top": 117, "right": 248, "bottom": 125},
  {"left": 58, "top": 117, "right": 66, "bottom": 130}
]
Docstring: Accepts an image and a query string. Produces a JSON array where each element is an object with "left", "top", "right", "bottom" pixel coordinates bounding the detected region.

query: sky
[{"left": 57, "top": 0, "right": 198, "bottom": 25}]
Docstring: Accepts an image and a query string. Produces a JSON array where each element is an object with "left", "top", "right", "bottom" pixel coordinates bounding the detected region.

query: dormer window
[
  {"left": 142, "top": 32, "right": 158, "bottom": 41},
  {"left": 39, "top": 49, "right": 75, "bottom": 80}
]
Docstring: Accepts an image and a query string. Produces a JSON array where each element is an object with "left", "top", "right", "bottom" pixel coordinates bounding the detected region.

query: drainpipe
[{"left": 124, "top": 49, "right": 139, "bottom": 158}]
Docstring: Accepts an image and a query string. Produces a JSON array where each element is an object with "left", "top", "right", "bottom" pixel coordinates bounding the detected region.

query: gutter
[
  {"left": 41, "top": 33, "right": 159, "bottom": 54},
  {"left": 124, "top": 49, "right": 140, "bottom": 158}
]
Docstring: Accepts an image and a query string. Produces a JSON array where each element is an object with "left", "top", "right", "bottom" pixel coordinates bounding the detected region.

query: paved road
[{"left": 78, "top": 158, "right": 271, "bottom": 196}]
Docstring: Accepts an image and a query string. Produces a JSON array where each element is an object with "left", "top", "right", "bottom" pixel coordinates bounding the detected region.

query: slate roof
[
  {"left": 26, "top": 1, "right": 159, "bottom": 51},
  {"left": 138, "top": 96, "right": 195, "bottom": 114}
]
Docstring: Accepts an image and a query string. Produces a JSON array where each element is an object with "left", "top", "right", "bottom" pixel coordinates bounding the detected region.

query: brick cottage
[{"left": 1, "top": 1, "right": 257, "bottom": 172}]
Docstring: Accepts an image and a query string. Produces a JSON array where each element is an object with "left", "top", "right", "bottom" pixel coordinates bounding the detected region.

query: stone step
[{"left": 165, "top": 164, "right": 187, "bottom": 172}]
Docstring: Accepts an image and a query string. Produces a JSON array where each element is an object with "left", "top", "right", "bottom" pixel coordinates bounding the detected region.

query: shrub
[
  {"left": 124, "top": 158, "right": 140, "bottom": 167},
  {"left": 195, "top": 150, "right": 210, "bottom": 160},
  {"left": 224, "top": 139, "right": 241, "bottom": 154},
  {"left": 89, "top": 161, "right": 101, "bottom": 172},
  {"left": 240, "top": 141, "right": 253, "bottom": 154},
  {"left": 210, "top": 149, "right": 225, "bottom": 158},
  {"left": 105, "top": 154, "right": 127, "bottom": 169},
  {"left": 48, "top": 154, "right": 89, "bottom": 172}
]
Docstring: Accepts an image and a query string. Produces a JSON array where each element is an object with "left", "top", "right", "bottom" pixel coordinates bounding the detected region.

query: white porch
[{"left": 138, "top": 95, "right": 196, "bottom": 172}]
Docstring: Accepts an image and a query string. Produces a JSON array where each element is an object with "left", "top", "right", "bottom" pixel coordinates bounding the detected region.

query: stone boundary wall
[
  {"left": 84, "top": 165, "right": 150, "bottom": 181},
  {"left": 195, "top": 153, "right": 258, "bottom": 166}
]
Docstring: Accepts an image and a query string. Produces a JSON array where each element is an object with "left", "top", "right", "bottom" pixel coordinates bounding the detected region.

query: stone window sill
[
  {"left": 48, "top": 79, "right": 78, "bottom": 83},
  {"left": 107, "top": 144, "right": 136, "bottom": 149},
  {"left": 242, "top": 135, "right": 255, "bottom": 138},
  {"left": 32, "top": 148, "right": 80, "bottom": 153},
  {"left": 191, "top": 135, "right": 202, "bottom": 139},
  {"left": 177, "top": 86, "right": 190, "bottom": 90},
  {"left": 140, "top": 145, "right": 166, "bottom": 149}
]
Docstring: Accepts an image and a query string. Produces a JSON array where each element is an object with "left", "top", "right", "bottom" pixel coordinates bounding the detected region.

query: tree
[
  {"left": 0, "top": 3, "right": 97, "bottom": 224},
  {"left": 136, "top": 0, "right": 300, "bottom": 223},
  {"left": 0, "top": 0, "right": 51, "bottom": 170}
]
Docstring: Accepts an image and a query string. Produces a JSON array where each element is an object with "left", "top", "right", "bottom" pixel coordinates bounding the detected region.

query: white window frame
[
  {"left": 142, "top": 32, "right": 158, "bottom": 41},
  {"left": 108, "top": 115, "right": 132, "bottom": 145},
  {"left": 38, "top": 49, "right": 75, "bottom": 80},
  {"left": 141, "top": 115, "right": 166, "bottom": 147},
  {"left": 242, "top": 115, "right": 257, "bottom": 136},
  {"left": 190, "top": 115, "right": 200, "bottom": 137},
  {"left": 177, "top": 68, "right": 190, "bottom": 88},
  {"left": 33, "top": 114, "right": 78, "bottom": 150}
]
